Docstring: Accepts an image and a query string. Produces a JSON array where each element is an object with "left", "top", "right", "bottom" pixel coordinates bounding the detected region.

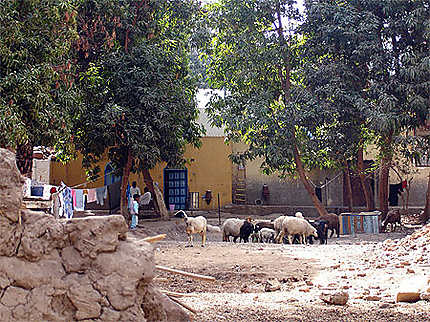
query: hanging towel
[
  {"left": 87, "top": 189, "right": 97, "bottom": 203},
  {"left": 71, "top": 189, "right": 77, "bottom": 207},
  {"left": 96, "top": 186, "right": 107, "bottom": 206},
  {"left": 126, "top": 183, "right": 133, "bottom": 211},
  {"left": 62, "top": 186, "right": 74, "bottom": 219},
  {"left": 74, "top": 189, "right": 85, "bottom": 211}
]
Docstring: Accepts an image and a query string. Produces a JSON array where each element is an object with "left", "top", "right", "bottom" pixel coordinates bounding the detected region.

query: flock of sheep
[{"left": 174, "top": 210, "right": 340, "bottom": 247}]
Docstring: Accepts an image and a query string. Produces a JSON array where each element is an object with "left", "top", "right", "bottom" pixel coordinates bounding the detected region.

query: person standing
[
  {"left": 130, "top": 181, "right": 141, "bottom": 197},
  {"left": 130, "top": 194, "right": 140, "bottom": 230}
]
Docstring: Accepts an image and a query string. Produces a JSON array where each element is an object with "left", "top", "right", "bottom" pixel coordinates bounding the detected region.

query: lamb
[
  {"left": 382, "top": 209, "right": 402, "bottom": 232},
  {"left": 273, "top": 215, "right": 286, "bottom": 243},
  {"left": 222, "top": 218, "right": 245, "bottom": 242},
  {"left": 277, "top": 216, "right": 318, "bottom": 245},
  {"left": 317, "top": 213, "right": 340, "bottom": 238},
  {"left": 254, "top": 220, "right": 275, "bottom": 232},
  {"left": 174, "top": 210, "right": 221, "bottom": 247},
  {"left": 258, "top": 228, "right": 276, "bottom": 243},
  {"left": 239, "top": 220, "right": 254, "bottom": 243}
]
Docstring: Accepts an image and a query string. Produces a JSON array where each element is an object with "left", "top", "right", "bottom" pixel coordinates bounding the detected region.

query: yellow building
[{"left": 50, "top": 89, "right": 232, "bottom": 211}]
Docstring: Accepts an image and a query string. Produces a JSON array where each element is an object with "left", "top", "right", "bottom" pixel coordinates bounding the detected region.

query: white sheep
[
  {"left": 174, "top": 210, "right": 220, "bottom": 247},
  {"left": 295, "top": 211, "right": 303, "bottom": 218},
  {"left": 258, "top": 228, "right": 276, "bottom": 243},
  {"left": 278, "top": 216, "right": 318, "bottom": 245},
  {"left": 273, "top": 215, "right": 286, "bottom": 243},
  {"left": 221, "top": 218, "right": 245, "bottom": 242}
]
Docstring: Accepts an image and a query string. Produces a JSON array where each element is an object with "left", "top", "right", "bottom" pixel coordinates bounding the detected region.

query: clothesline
[
  {"left": 308, "top": 166, "right": 381, "bottom": 189},
  {"left": 56, "top": 167, "right": 124, "bottom": 194}
]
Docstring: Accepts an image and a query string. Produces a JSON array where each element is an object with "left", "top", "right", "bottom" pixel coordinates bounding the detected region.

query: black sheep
[
  {"left": 308, "top": 220, "right": 328, "bottom": 244},
  {"left": 254, "top": 221, "right": 275, "bottom": 232},
  {"left": 239, "top": 221, "right": 254, "bottom": 243}
]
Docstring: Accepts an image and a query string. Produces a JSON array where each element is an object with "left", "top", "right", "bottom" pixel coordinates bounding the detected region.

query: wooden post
[
  {"left": 155, "top": 265, "right": 216, "bottom": 282},
  {"left": 217, "top": 193, "right": 221, "bottom": 225}
]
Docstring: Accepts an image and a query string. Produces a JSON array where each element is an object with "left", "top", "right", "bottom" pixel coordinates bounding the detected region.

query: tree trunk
[
  {"left": 274, "top": 2, "right": 327, "bottom": 217},
  {"left": 344, "top": 160, "right": 354, "bottom": 212},
  {"left": 293, "top": 144, "right": 329, "bottom": 217},
  {"left": 142, "top": 168, "right": 160, "bottom": 214},
  {"left": 357, "top": 147, "right": 373, "bottom": 210},
  {"left": 422, "top": 172, "right": 430, "bottom": 223},
  {"left": 378, "top": 155, "right": 391, "bottom": 218},
  {"left": 16, "top": 142, "right": 33, "bottom": 177},
  {"left": 120, "top": 149, "right": 133, "bottom": 220}
]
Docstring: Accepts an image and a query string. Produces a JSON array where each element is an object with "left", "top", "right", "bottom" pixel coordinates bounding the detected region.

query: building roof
[{"left": 196, "top": 89, "right": 226, "bottom": 137}]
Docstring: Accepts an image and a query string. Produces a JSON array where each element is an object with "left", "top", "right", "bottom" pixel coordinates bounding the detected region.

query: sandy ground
[{"left": 130, "top": 216, "right": 430, "bottom": 321}]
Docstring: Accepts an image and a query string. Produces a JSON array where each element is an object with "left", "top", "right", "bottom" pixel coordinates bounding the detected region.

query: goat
[
  {"left": 239, "top": 220, "right": 254, "bottom": 243},
  {"left": 174, "top": 210, "right": 220, "bottom": 247},
  {"left": 222, "top": 218, "right": 245, "bottom": 242},
  {"left": 258, "top": 228, "right": 276, "bottom": 243},
  {"left": 317, "top": 213, "right": 340, "bottom": 238},
  {"left": 277, "top": 216, "right": 318, "bottom": 245},
  {"left": 382, "top": 209, "right": 402, "bottom": 232}
]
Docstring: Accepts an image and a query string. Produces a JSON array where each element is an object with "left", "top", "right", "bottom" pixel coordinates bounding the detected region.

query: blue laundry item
[
  {"left": 74, "top": 189, "right": 85, "bottom": 211},
  {"left": 62, "top": 187, "right": 74, "bottom": 219},
  {"left": 31, "top": 186, "right": 44, "bottom": 197},
  {"left": 96, "top": 186, "right": 107, "bottom": 206},
  {"left": 126, "top": 183, "right": 133, "bottom": 211}
]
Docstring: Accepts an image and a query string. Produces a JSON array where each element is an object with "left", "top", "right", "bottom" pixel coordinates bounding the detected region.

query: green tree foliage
[
  {"left": 302, "top": 0, "right": 430, "bottom": 214},
  {"left": 73, "top": 0, "right": 204, "bottom": 215},
  {"left": 204, "top": 0, "right": 332, "bottom": 216},
  {"left": 0, "top": 0, "right": 80, "bottom": 175}
]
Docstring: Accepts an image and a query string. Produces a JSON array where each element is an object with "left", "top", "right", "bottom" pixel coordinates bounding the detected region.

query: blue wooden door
[{"left": 163, "top": 168, "right": 188, "bottom": 210}]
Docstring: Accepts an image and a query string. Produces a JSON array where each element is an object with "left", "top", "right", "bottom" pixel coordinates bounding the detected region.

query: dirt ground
[{"left": 131, "top": 215, "right": 430, "bottom": 321}]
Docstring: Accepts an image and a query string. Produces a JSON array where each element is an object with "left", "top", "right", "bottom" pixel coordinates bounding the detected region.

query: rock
[
  {"left": 320, "top": 291, "right": 349, "bottom": 306},
  {"left": 264, "top": 279, "right": 281, "bottom": 292},
  {"left": 396, "top": 291, "right": 421, "bottom": 303},
  {"left": 299, "top": 287, "right": 310, "bottom": 293},
  {"left": 0, "top": 148, "right": 189, "bottom": 322},
  {"left": 0, "top": 149, "right": 24, "bottom": 222},
  {"left": 396, "top": 276, "right": 428, "bottom": 303},
  {"left": 1, "top": 286, "right": 29, "bottom": 307},
  {"left": 365, "top": 295, "right": 381, "bottom": 301}
]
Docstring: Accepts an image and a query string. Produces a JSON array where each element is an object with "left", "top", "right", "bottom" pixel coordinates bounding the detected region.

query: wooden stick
[
  {"left": 143, "top": 234, "right": 166, "bottom": 243},
  {"left": 155, "top": 265, "right": 216, "bottom": 282},
  {"left": 167, "top": 295, "right": 197, "bottom": 314},
  {"left": 161, "top": 290, "right": 195, "bottom": 298}
]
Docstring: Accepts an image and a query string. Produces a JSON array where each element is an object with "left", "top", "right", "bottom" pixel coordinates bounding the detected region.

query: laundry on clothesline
[
  {"left": 95, "top": 186, "right": 108, "bottom": 206},
  {"left": 86, "top": 189, "right": 97, "bottom": 203},
  {"left": 73, "top": 189, "right": 85, "bottom": 211}
]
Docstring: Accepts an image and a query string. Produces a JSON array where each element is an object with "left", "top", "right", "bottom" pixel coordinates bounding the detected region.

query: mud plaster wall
[{"left": 0, "top": 148, "right": 189, "bottom": 322}]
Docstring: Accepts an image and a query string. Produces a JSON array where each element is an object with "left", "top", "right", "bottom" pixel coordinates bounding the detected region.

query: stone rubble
[
  {"left": 319, "top": 291, "right": 349, "bottom": 306},
  {"left": 0, "top": 149, "right": 189, "bottom": 322}
]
